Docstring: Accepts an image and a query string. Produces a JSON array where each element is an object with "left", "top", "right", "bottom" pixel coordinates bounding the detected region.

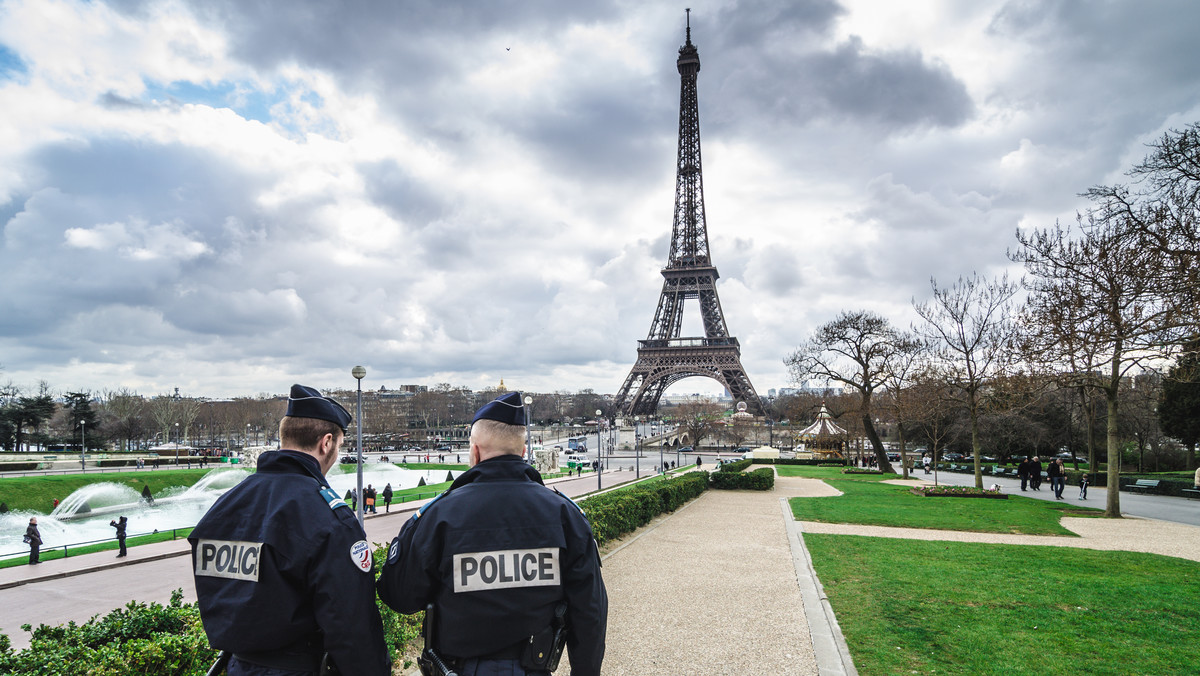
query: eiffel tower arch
[{"left": 614, "top": 13, "right": 764, "bottom": 418}]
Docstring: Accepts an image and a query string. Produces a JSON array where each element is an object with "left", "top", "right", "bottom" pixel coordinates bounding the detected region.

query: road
[
  {"left": 0, "top": 469, "right": 642, "bottom": 649},
  {"left": 918, "top": 467, "right": 1200, "bottom": 527}
]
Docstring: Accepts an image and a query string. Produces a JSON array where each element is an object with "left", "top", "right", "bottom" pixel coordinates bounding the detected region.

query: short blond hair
[{"left": 470, "top": 419, "right": 526, "bottom": 455}]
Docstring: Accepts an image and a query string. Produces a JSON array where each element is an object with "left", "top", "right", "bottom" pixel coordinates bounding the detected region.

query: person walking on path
[
  {"left": 1194, "top": 466, "right": 1200, "bottom": 489},
  {"left": 1048, "top": 458, "right": 1066, "bottom": 499},
  {"left": 1079, "top": 472, "right": 1089, "bottom": 500},
  {"left": 365, "top": 485, "right": 377, "bottom": 514},
  {"left": 381, "top": 484, "right": 393, "bottom": 513},
  {"left": 1017, "top": 457, "right": 1030, "bottom": 491},
  {"left": 1030, "top": 457, "right": 1043, "bottom": 491},
  {"left": 25, "top": 518, "right": 42, "bottom": 565},
  {"left": 110, "top": 516, "right": 128, "bottom": 557}
]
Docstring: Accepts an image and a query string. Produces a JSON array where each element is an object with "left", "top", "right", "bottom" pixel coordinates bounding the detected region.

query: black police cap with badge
[
  {"left": 287, "top": 384, "right": 353, "bottom": 433},
  {"left": 471, "top": 391, "right": 527, "bottom": 426}
]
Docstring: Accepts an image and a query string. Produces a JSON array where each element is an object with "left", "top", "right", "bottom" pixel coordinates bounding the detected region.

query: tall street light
[
  {"left": 595, "top": 409, "right": 603, "bottom": 492},
  {"left": 523, "top": 395, "right": 533, "bottom": 463},
  {"left": 79, "top": 420, "right": 86, "bottom": 471},
  {"left": 352, "top": 365, "right": 366, "bottom": 527},
  {"left": 634, "top": 416, "right": 641, "bottom": 478}
]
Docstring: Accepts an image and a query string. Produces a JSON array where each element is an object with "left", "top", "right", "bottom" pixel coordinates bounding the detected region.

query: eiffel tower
[{"left": 614, "top": 12, "right": 764, "bottom": 417}]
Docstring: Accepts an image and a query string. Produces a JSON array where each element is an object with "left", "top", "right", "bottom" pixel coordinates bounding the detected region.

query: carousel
[{"left": 796, "top": 402, "right": 848, "bottom": 460}]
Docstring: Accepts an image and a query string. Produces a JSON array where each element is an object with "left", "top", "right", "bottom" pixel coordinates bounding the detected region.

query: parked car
[
  {"left": 943, "top": 452, "right": 965, "bottom": 462},
  {"left": 338, "top": 455, "right": 359, "bottom": 464}
]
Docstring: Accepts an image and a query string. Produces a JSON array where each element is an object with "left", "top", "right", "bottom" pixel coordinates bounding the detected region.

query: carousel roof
[{"left": 798, "top": 402, "right": 847, "bottom": 438}]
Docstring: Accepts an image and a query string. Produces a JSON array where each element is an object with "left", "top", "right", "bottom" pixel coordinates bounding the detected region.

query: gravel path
[{"left": 594, "top": 484, "right": 818, "bottom": 675}]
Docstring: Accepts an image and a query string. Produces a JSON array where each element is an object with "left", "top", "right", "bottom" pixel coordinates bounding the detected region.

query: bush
[
  {"left": 0, "top": 462, "right": 38, "bottom": 472},
  {"left": 0, "top": 589, "right": 217, "bottom": 676},
  {"left": 742, "top": 457, "right": 846, "bottom": 466},
  {"left": 717, "top": 459, "right": 752, "bottom": 473},
  {"left": 709, "top": 467, "right": 775, "bottom": 491},
  {"left": 580, "top": 473, "right": 708, "bottom": 545}
]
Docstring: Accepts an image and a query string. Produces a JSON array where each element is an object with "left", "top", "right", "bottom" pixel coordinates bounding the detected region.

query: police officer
[
  {"left": 189, "top": 384, "right": 391, "bottom": 676},
  {"left": 378, "top": 391, "right": 607, "bottom": 676}
]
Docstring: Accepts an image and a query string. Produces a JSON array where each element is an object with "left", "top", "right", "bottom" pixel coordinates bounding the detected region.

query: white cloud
[{"left": 2, "top": 0, "right": 1200, "bottom": 401}]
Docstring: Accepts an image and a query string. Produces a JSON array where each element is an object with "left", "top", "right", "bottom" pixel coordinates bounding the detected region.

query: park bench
[
  {"left": 994, "top": 468, "right": 1009, "bottom": 476},
  {"left": 1126, "top": 479, "right": 1161, "bottom": 493},
  {"left": 1182, "top": 488, "right": 1200, "bottom": 500}
]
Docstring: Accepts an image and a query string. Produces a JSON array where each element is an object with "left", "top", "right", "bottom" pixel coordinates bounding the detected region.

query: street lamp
[
  {"left": 634, "top": 415, "right": 641, "bottom": 478},
  {"left": 595, "top": 409, "right": 603, "bottom": 491},
  {"left": 352, "top": 365, "right": 367, "bottom": 527},
  {"left": 523, "top": 395, "right": 533, "bottom": 463},
  {"left": 79, "top": 420, "right": 86, "bottom": 470}
]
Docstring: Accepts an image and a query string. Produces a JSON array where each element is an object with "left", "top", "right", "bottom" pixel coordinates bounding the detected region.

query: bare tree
[
  {"left": 100, "top": 388, "right": 146, "bottom": 451},
  {"left": 786, "top": 310, "right": 919, "bottom": 473},
  {"left": 882, "top": 338, "right": 928, "bottom": 478},
  {"left": 1013, "top": 208, "right": 1190, "bottom": 517},
  {"left": 673, "top": 399, "right": 723, "bottom": 450},
  {"left": 914, "top": 273, "right": 1021, "bottom": 488}
]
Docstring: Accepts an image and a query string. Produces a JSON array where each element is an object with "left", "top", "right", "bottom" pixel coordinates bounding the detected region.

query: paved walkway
[{"left": 596, "top": 476, "right": 845, "bottom": 675}]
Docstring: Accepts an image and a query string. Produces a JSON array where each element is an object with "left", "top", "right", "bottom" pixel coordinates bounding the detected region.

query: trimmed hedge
[
  {"left": 741, "top": 457, "right": 846, "bottom": 466},
  {"left": 580, "top": 472, "right": 708, "bottom": 546},
  {"left": 717, "top": 459, "right": 753, "bottom": 473},
  {"left": 0, "top": 462, "right": 39, "bottom": 471},
  {"left": 709, "top": 467, "right": 774, "bottom": 491}
]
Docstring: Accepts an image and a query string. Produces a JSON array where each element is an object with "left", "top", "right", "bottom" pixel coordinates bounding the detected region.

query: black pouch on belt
[{"left": 520, "top": 602, "right": 568, "bottom": 672}]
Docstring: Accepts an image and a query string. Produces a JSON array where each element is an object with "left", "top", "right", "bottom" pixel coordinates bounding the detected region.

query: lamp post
[
  {"left": 352, "top": 366, "right": 366, "bottom": 527},
  {"left": 523, "top": 395, "right": 533, "bottom": 463},
  {"left": 79, "top": 420, "right": 86, "bottom": 470},
  {"left": 634, "top": 416, "right": 641, "bottom": 478},
  {"left": 595, "top": 409, "right": 603, "bottom": 491}
]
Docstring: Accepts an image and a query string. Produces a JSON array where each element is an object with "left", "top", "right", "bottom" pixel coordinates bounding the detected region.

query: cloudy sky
[{"left": 1, "top": 0, "right": 1198, "bottom": 401}]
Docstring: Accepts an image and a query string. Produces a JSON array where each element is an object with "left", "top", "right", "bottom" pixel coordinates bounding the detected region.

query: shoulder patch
[
  {"left": 319, "top": 486, "right": 349, "bottom": 511},
  {"left": 350, "top": 539, "right": 372, "bottom": 572}
]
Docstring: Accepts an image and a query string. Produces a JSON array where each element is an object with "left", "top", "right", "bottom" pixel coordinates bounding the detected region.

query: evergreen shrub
[
  {"left": 580, "top": 472, "right": 708, "bottom": 545},
  {"left": 709, "top": 467, "right": 774, "bottom": 491},
  {"left": 717, "top": 459, "right": 752, "bottom": 472}
]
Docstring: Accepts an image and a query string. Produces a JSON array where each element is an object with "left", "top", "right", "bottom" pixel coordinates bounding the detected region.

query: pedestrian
[
  {"left": 378, "top": 391, "right": 607, "bottom": 675},
  {"left": 365, "top": 484, "right": 377, "bottom": 514},
  {"left": 188, "top": 384, "right": 391, "bottom": 676},
  {"left": 110, "top": 516, "right": 128, "bottom": 557},
  {"left": 346, "top": 488, "right": 358, "bottom": 513},
  {"left": 1079, "top": 472, "right": 1089, "bottom": 500},
  {"left": 25, "top": 517, "right": 42, "bottom": 565},
  {"left": 1017, "top": 457, "right": 1030, "bottom": 491},
  {"left": 1194, "top": 466, "right": 1200, "bottom": 490},
  {"left": 1048, "top": 458, "right": 1066, "bottom": 499},
  {"left": 382, "top": 483, "right": 393, "bottom": 513},
  {"left": 922, "top": 454, "right": 931, "bottom": 474},
  {"left": 1030, "top": 456, "right": 1043, "bottom": 491}
]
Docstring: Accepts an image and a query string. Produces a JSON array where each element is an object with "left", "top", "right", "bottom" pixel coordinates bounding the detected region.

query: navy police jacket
[
  {"left": 378, "top": 454, "right": 607, "bottom": 675},
  {"left": 188, "top": 450, "right": 390, "bottom": 676}
]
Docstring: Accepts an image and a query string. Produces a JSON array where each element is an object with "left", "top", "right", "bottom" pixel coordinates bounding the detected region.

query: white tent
[{"left": 745, "top": 446, "right": 780, "bottom": 459}]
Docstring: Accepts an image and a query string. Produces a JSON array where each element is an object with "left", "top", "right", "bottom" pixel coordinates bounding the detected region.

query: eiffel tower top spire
[{"left": 667, "top": 8, "right": 710, "bottom": 274}]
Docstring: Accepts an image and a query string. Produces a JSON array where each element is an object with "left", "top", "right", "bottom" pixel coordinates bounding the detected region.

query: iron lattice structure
[{"left": 614, "top": 16, "right": 764, "bottom": 417}]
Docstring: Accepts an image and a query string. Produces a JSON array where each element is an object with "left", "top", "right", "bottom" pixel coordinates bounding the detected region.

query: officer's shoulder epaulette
[
  {"left": 553, "top": 488, "right": 586, "bottom": 516},
  {"left": 413, "top": 487, "right": 453, "bottom": 520},
  {"left": 318, "top": 485, "right": 349, "bottom": 511}
]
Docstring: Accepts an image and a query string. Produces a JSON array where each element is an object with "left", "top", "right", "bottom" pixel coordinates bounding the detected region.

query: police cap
[
  {"left": 286, "top": 384, "right": 352, "bottom": 432},
  {"left": 472, "top": 391, "right": 526, "bottom": 426}
]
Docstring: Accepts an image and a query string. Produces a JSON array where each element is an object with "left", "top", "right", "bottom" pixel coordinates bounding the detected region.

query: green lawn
[
  {"left": 779, "top": 465, "right": 1100, "bottom": 535},
  {"left": 805, "top": 533, "right": 1200, "bottom": 675}
]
